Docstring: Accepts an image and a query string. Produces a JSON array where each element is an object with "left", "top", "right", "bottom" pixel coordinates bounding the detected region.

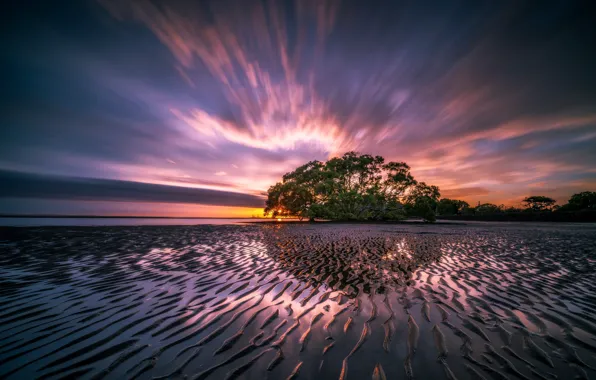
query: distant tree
[
  {"left": 456, "top": 200, "right": 470, "bottom": 213},
  {"left": 404, "top": 182, "right": 441, "bottom": 222},
  {"left": 475, "top": 203, "right": 502, "bottom": 214},
  {"left": 264, "top": 152, "right": 441, "bottom": 222},
  {"left": 522, "top": 196, "right": 557, "bottom": 212},
  {"left": 437, "top": 198, "right": 470, "bottom": 215},
  {"left": 503, "top": 206, "right": 523, "bottom": 213},
  {"left": 565, "top": 191, "right": 596, "bottom": 211},
  {"left": 461, "top": 206, "right": 475, "bottom": 215}
]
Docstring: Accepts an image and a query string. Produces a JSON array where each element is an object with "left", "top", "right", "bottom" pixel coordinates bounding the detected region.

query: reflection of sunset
[{"left": 5, "top": 220, "right": 596, "bottom": 378}]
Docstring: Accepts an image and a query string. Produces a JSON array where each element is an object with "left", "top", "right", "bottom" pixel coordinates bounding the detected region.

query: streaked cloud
[
  {"left": 101, "top": 0, "right": 353, "bottom": 156},
  {"left": 441, "top": 187, "right": 491, "bottom": 200},
  {"left": 0, "top": 170, "right": 264, "bottom": 208}
]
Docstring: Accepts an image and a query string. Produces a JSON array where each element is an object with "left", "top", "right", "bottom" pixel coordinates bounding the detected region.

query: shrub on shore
[{"left": 437, "top": 191, "right": 596, "bottom": 222}]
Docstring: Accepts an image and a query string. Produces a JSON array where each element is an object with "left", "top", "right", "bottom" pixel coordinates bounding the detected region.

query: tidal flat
[{"left": 1, "top": 223, "right": 596, "bottom": 379}]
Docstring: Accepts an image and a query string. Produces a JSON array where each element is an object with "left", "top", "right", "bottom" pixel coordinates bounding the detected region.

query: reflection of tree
[{"left": 262, "top": 226, "right": 444, "bottom": 297}]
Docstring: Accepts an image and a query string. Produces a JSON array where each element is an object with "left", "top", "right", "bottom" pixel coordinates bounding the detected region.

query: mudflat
[{"left": 1, "top": 222, "right": 596, "bottom": 379}]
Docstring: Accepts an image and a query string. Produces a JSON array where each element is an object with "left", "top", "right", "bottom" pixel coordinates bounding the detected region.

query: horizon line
[{"left": 0, "top": 214, "right": 271, "bottom": 219}]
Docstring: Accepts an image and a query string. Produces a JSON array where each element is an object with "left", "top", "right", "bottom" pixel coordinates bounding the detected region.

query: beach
[{"left": 1, "top": 222, "right": 596, "bottom": 379}]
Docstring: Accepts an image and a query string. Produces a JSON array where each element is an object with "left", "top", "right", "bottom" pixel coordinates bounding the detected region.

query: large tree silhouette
[{"left": 264, "top": 152, "right": 440, "bottom": 222}]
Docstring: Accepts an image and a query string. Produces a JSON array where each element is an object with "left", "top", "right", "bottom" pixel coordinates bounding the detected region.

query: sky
[{"left": 2, "top": 0, "right": 596, "bottom": 216}]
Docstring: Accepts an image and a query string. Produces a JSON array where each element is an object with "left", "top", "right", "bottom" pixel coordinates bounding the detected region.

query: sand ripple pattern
[{"left": 1, "top": 223, "right": 596, "bottom": 379}]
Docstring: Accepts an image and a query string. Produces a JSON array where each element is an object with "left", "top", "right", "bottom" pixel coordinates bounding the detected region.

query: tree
[
  {"left": 403, "top": 182, "right": 441, "bottom": 222},
  {"left": 437, "top": 198, "right": 469, "bottom": 215},
  {"left": 264, "top": 152, "right": 440, "bottom": 222},
  {"left": 565, "top": 191, "right": 596, "bottom": 211},
  {"left": 405, "top": 196, "right": 437, "bottom": 222},
  {"left": 264, "top": 161, "right": 325, "bottom": 221},
  {"left": 522, "top": 196, "right": 557, "bottom": 212},
  {"left": 475, "top": 203, "right": 502, "bottom": 214}
]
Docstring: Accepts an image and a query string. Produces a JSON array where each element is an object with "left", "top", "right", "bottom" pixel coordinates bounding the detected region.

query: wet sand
[{"left": 1, "top": 223, "right": 596, "bottom": 379}]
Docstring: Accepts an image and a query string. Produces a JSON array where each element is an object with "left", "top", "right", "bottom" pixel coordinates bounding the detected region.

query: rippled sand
[{"left": 1, "top": 223, "right": 596, "bottom": 379}]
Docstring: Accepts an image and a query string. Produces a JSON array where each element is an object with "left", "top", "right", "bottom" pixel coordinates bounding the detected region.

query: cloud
[
  {"left": 156, "top": 176, "right": 236, "bottom": 190},
  {"left": 99, "top": 0, "right": 354, "bottom": 156},
  {"left": 441, "top": 187, "right": 491, "bottom": 199},
  {"left": 0, "top": 170, "right": 264, "bottom": 208}
]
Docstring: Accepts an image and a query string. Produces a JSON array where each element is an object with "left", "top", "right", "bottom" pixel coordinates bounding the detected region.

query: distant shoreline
[
  {"left": 243, "top": 219, "right": 456, "bottom": 225},
  {"left": 0, "top": 215, "right": 266, "bottom": 219},
  {"left": 1, "top": 214, "right": 594, "bottom": 223}
]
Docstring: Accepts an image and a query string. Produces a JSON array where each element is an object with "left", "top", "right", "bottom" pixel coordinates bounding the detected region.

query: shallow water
[{"left": 1, "top": 223, "right": 596, "bottom": 379}]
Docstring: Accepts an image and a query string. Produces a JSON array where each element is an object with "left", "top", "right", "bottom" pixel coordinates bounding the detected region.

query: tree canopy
[
  {"left": 264, "top": 153, "right": 594, "bottom": 222},
  {"left": 264, "top": 152, "right": 440, "bottom": 222},
  {"left": 474, "top": 203, "right": 504, "bottom": 214},
  {"left": 437, "top": 198, "right": 470, "bottom": 215},
  {"left": 565, "top": 191, "right": 596, "bottom": 211},
  {"left": 522, "top": 195, "right": 557, "bottom": 211}
]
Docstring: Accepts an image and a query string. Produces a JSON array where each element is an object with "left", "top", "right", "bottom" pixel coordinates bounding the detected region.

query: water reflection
[
  {"left": 262, "top": 226, "right": 445, "bottom": 297},
  {"left": 1, "top": 224, "right": 596, "bottom": 380}
]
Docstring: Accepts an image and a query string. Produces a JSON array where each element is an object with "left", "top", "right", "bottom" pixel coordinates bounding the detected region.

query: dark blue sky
[{"left": 2, "top": 0, "right": 596, "bottom": 215}]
